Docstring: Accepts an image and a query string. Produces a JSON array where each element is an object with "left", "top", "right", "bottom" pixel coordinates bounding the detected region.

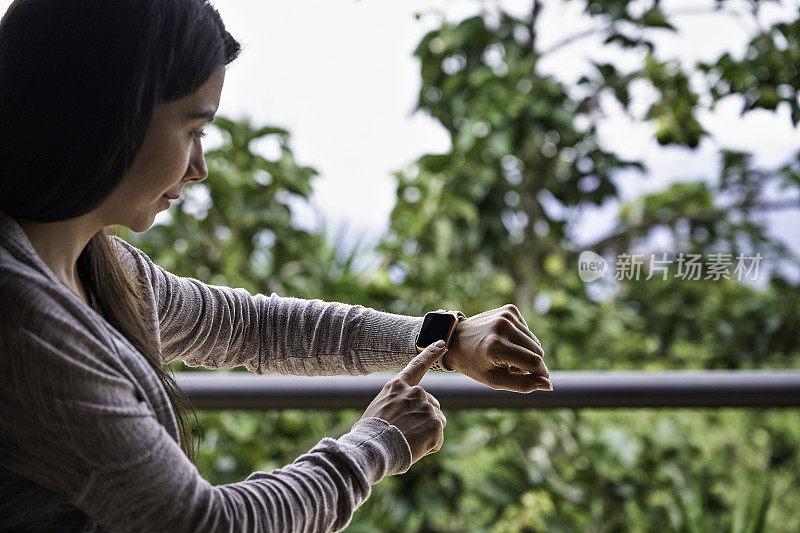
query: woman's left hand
[{"left": 441, "top": 304, "right": 553, "bottom": 393}]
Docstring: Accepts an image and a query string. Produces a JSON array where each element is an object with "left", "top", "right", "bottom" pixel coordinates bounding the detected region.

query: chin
[
  {"left": 122, "top": 214, "right": 156, "bottom": 234},
  {"left": 131, "top": 224, "right": 152, "bottom": 234},
  {"left": 121, "top": 223, "right": 150, "bottom": 234}
]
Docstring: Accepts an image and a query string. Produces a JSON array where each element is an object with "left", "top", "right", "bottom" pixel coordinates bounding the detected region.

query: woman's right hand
[{"left": 359, "top": 340, "right": 447, "bottom": 465}]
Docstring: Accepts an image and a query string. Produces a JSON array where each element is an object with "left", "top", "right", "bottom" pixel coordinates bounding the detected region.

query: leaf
[{"left": 641, "top": 7, "right": 677, "bottom": 30}]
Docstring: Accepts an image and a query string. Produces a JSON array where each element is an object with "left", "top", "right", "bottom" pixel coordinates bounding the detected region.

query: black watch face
[{"left": 417, "top": 313, "right": 457, "bottom": 348}]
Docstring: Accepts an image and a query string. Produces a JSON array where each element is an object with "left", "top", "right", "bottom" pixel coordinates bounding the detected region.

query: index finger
[{"left": 396, "top": 340, "right": 446, "bottom": 386}]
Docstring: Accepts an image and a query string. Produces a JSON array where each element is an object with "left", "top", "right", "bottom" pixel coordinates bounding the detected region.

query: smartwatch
[{"left": 415, "top": 309, "right": 466, "bottom": 372}]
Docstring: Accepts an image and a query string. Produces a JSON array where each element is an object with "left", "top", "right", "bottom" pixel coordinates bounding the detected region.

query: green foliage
[
  {"left": 385, "top": 12, "right": 644, "bottom": 307},
  {"left": 700, "top": 15, "right": 800, "bottom": 122},
  {"left": 129, "top": 117, "right": 318, "bottom": 295},
  {"left": 129, "top": 117, "right": 386, "bottom": 310},
  {"left": 193, "top": 408, "right": 800, "bottom": 532},
  {"left": 122, "top": 1, "right": 800, "bottom": 531},
  {"left": 644, "top": 56, "right": 706, "bottom": 148}
]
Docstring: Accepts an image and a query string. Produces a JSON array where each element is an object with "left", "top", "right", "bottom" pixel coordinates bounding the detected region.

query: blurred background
[
  {"left": 144, "top": 0, "right": 800, "bottom": 531},
  {"left": 10, "top": 0, "right": 800, "bottom": 530}
]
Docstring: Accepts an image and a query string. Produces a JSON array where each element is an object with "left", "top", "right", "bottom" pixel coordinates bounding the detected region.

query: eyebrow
[{"left": 185, "top": 108, "right": 217, "bottom": 122}]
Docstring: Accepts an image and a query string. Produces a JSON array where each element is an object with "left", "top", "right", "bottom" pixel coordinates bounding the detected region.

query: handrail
[{"left": 175, "top": 370, "right": 800, "bottom": 410}]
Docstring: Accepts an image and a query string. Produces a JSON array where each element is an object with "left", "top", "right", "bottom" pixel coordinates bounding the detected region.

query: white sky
[{"left": 2, "top": 0, "right": 798, "bottom": 272}]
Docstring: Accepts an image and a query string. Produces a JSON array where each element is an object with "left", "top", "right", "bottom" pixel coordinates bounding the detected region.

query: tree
[
  {"left": 379, "top": 0, "right": 800, "bottom": 315},
  {"left": 121, "top": 1, "right": 800, "bottom": 530}
]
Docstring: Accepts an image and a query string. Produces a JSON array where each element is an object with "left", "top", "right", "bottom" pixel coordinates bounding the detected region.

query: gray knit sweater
[{"left": 0, "top": 212, "right": 427, "bottom": 532}]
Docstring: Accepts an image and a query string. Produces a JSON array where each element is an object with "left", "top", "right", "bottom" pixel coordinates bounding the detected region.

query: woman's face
[{"left": 99, "top": 66, "right": 225, "bottom": 233}]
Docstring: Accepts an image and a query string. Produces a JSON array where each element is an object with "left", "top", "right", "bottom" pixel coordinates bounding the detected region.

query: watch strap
[{"left": 430, "top": 358, "right": 455, "bottom": 372}]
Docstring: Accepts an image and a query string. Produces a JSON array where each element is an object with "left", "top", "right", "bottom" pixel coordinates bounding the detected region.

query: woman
[{"left": 0, "top": 0, "right": 552, "bottom": 531}]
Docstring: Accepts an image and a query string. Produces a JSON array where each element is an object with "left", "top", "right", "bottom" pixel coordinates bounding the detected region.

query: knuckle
[
  {"left": 387, "top": 380, "right": 405, "bottom": 393},
  {"left": 409, "top": 385, "right": 426, "bottom": 398},
  {"left": 504, "top": 304, "right": 521, "bottom": 319},
  {"left": 478, "top": 333, "right": 497, "bottom": 352},
  {"left": 389, "top": 379, "right": 408, "bottom": 395},
  {"left": 491, "top": 333, "right": 509, "bottom": 350},
  {"left": 495, "top": 317, "right": 513, "bottom": 334},
  {"left": 427, "top": 418, "right": 444, "bottom": 432}
]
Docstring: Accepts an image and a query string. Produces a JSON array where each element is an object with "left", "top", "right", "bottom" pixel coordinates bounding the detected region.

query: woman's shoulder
[
  {"left": 0, "top": 259, "right": 130, "bottom": 396},
  {"left": 0, "top": 234, "right": 157, "bottom": 341},
  {"left": 0, "top": 249, "right": 63, "bottom": 319},
  {"left": 0, "top": 249, "right": 98, "bottom": 345},
  {"left": 108, "top": 235, "right": 160, "bottom": 286}
]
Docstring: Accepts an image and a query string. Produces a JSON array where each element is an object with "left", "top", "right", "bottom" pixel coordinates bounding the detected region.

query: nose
[{"left": 184, "top": 140, "right": 208, "bottom": 183}]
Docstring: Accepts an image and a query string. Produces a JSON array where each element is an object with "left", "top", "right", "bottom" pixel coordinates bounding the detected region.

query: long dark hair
[{"left": 0, "top": 0, "right": 241, "bottom": 462}]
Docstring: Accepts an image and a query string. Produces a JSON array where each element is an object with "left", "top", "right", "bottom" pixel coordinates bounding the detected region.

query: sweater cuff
[
  {"left": 354, "top": 310, "right": 424, "bottom": 372},
  {"left": 335, "top": 417, "right": 412, "bottom": 484}
]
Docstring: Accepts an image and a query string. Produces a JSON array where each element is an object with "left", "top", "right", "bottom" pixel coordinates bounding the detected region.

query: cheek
[
  {"left": 157, "top": 130, "right": 191, "bottom": 166},
  {"left": 143, "top": 136, "right": 192, "bottom": 187}
]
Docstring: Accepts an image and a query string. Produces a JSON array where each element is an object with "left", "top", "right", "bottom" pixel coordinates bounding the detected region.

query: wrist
[
  {"left": 440, "top": 349, "right": 455, "bottom": 372},
  {"left": 441, "top": 316, "right": 465, "bottom": 371}
]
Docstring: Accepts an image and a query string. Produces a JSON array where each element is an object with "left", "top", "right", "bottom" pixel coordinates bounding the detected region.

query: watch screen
[{"left": 417, "top": 313, "right": 457, "bottom": 348}]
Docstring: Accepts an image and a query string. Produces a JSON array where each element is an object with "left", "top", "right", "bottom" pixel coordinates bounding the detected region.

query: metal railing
[{"left": 175, "top": 370, "right": 800, "bottom": 410}]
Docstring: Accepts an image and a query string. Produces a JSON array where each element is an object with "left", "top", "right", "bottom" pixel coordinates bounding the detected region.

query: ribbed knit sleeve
[
  {"left": 112, "top": 237, "right": 425, "bottom": 375},
  {"left": 0, "top": 317, "right": 412, "bottom": 532},
  {"left": 1, "top": 213, "right": 421, "bottom": 532}
]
